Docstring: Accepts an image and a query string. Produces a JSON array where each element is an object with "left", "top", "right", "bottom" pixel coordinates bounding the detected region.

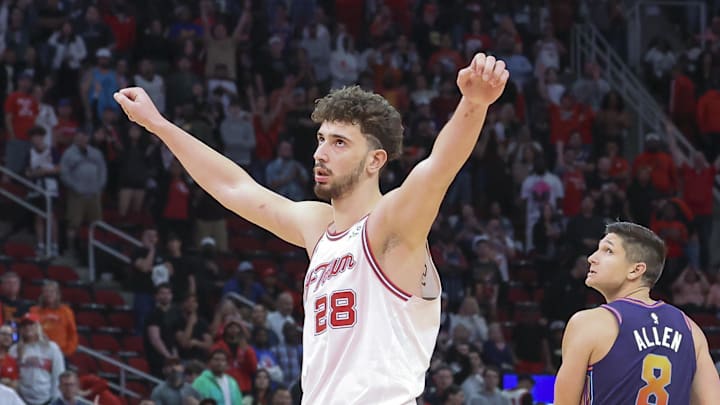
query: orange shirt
[
  {"left": 697, "top": 89, "right": 720, "bottom": 134},
  {"left": 30, "top": 305, "right": 78, "bottom": 356},
  {"left": 650, "top": 219, "right": 688, "bottom": 258},
  {"left": 633, "top": 152, "right": 678, "bottom": 195}
]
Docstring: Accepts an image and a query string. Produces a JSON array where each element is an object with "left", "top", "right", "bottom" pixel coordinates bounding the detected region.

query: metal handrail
[
  {"left": 76, "top": 345, "right": 162, "bottom": 398},
  {"left": 0, "top": 165, "right": 54, "bottom": 257},
  {"left": 224, "top": 292, "right": 304, "bottom": 333},
  {"left": 572, "top": 23, "right": 720, "bottom": 202},
  {"left": 88, "top": 220, "right": 143, "bottom": 282}
]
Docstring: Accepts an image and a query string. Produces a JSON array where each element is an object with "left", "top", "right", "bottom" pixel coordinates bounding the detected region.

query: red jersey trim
[
  {"left": 325, "top": 214, "right": 369, "bottom": 241},
  {"left": 360, "top": 219, "right": 411, "bottom": 301}
]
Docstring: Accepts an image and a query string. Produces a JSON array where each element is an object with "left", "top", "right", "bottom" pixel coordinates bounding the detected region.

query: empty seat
[
  {"left": 63, "top": 287, "right": 92, "bottom": 306},
  {"left": 94, "top": 290, "right": 126, "bottom": 307},
  {"left": 3, "top": 242, "right": 35, "bottom": 259},
  {"left": 90, "top": 333, "right": 120, "bottom": 353},
  {"left": 107, "top": 312, "right": 135, "bottom": 331},
  {"left": 22, "top": 285, "right": 42, "bottom": 301},
  {"left": 11, "top": 262, "right": 45, "bottom": 282},
  {"left": 121, "top": 335, "right": 144, "bottom": 355},
  {"left": 68, "top": 352, "right": 98, "bottom": 375},
  {"left": 127, "top": 357, "right": 150, "bottom": 374},
  {"left": 75, "top": 311, "right": 107, "bottom": 331},
  {"left": 47, "top": 265, "right": 79, "bottom": 283}
]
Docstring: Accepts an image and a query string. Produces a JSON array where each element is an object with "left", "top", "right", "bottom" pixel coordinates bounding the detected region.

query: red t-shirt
[
  {"left": 4, "top": 92, "right": 39, "bottom": 140},
  {"left": 681, "top": 164, "right": 716, "bottom": 216},
  {"left": 0, "top": 353, "right": 18, "bottom": 381},
  {"left": 162, "top": 178, "right": 190, "bottom": 220},
  {"left": 549, "top": 103, "right": 594, "bottom": 145},
  {"left": 562, "top": 168, "right": 586, "bottom": 217},
  {"left": 633, "top": 152, "right": 678, "bottom": 195}
]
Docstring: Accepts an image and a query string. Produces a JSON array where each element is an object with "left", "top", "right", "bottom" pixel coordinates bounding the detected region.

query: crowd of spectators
[{"left": 0, "top": 0, "right": 718, "bottom": 404}]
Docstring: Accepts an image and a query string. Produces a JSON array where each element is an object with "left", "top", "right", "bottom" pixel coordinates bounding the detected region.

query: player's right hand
[{"left": 114, "top": 87, "right": 163, "bottom": 131}]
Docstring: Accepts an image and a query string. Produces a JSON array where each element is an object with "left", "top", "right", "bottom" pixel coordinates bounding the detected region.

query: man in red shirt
[
  {"left": 697, "top": 82, "right": 720, "bottom": 159},
  {"left": 632, "top": 132, "right": 678, "bottom": 196},
  {"left": 679, "top": 152, "right": 718, "bottom": 270},
  {"left": 3, "top": 71, "right": 38, "bottom": 174}
]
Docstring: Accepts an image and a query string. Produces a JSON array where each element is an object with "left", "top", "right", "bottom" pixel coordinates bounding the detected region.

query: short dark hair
[
  {"left": 605, "top": 222, "right": 666, "bottom": 286},
  {"left": 155, "top": 283, "right": 172, "bottom": 294},
  {"left": 27, "top": 126, "right": 46, "bottom": 137},
  {"left": 208, "top": 348, "right": 229, "bottom": 361},
  {"left": 311, "top": 86, "right": 404, "bottom": 162}
]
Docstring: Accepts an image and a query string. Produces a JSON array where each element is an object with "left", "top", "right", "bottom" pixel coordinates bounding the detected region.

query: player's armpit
[
  {"left": 554, "top": 310, "right": 601, "bottom": 405},
  {"left": 689, "top": 319, "right": 720, "bottom": 404}
]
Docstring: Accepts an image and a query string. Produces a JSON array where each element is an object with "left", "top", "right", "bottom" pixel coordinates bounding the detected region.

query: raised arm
[
  {"left": 372, "top": 53, "right": 508, "bottom": 247},
  {"left": 114, "top": 88, "right": 330, "bottom": 251}
]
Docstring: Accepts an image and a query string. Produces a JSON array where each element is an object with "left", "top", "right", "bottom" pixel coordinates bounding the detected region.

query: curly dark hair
[{"left": 311, "top": 86, "right": 404, "bottom": 161}]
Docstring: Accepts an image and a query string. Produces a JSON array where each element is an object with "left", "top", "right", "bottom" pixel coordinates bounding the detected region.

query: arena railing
[
  {"left": 76, "top": 345, "right": 163, "bottom": 399},
  {"left": 0, "top": 165, "right": 55, "bottom": 257},
  {"left": 571, "top": 22, "right": 720, "bottom": 203},
  {"left": 88, "top": 220, "right": 143, "bottom": 282}
]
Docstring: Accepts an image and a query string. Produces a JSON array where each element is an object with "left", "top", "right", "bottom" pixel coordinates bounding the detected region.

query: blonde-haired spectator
[{"left": 30, "top": 281, "right": 78, "bottom": 356}]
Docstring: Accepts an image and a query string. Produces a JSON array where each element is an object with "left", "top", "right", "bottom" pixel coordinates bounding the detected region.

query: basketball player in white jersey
[{"left": 114, "top": 53, "right": 509, "bottom": 404}]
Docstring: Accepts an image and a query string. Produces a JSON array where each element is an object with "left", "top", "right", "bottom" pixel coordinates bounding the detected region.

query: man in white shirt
[
  {"left": 0, "top": 382, "right": 25, "bottom": 405},
  {"left": 266, "top": 292, "right": 295, "bottom": 344}
]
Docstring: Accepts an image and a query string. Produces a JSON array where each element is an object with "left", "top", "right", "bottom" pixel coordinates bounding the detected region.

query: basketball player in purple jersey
[
  {"left": 114, "top": 54, "right": 508, "bottom": 404},
  {"left": 554, "top": 222, "right": 720, "bottom": 404}
]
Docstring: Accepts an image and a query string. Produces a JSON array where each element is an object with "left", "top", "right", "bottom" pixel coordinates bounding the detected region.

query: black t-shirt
[
  {"left": 173, "top": 314, "right": 210, "bottom": 361},
  {"left": 0, "top": 297, "right": 30, "bottom": 323},
  {"left": 131, "top": 247, "right": 167, "bottom": 294},
  {"left": 143, "top": 306, "right": 180, "bottom": 369}
]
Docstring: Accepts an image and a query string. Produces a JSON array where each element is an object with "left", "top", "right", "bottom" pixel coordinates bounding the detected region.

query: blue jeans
[{"left": 133, "top": 292, "right": 155, "bottom": 334}]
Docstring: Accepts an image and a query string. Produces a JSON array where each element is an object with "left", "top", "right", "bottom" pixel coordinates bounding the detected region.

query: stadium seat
[
  {"left": 3, "top": 241, "right": 35, "bottom": 260},
  {"left": 126, "top": 381, "right": 151, "bottom": 399},
  {"left": 98, "top": 355, "right": 121, "bottom": 379},
  {"left": 283, "top": 259, "right": 309, "bottom": 276},
  {"left": 127, "top": 357, "right": 150, "bottom": 374},
  {"left": 75, "top": 311, "right": 107, "bottom": 331},
  {"left": 90, "top": 333, "right": 120, "bottom": 353},
  {"left": 78, "top": 333, "right": 90, "bottom": 347},
  {"left": 121, "top": 336, "right": 144, "bottom": 355},
  {"left": 94, "top": 290, "right": 126, "bottom": 308},
  {"left": 68, "top": 352, "right": 98, "bottom": 375},
  {"left": 22, "top": 285, "right": 42, "bottom": 301},
  {"left": 229, "top": 236, "right": 264, "bottom": 252},
  {"left": 692, "top": 313, "right": 720, "bottom": 328},
  {"left": 10, "top": 262, "right": 45, "bottom": 281},
  {"left": 63, "top": 287, "right": 93, "bottom": 306},
  {"left": 107, "top": 312, "right": 135, "bottom": 331},
  {"left": 47, "top": 265, "right": 79, "bottom": 283}
]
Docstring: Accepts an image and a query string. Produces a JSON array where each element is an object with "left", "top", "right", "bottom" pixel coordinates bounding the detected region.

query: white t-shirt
[
  {"left": 218, "top": 375, "right": 232, "bottom": 405},
  {"left": 0, "top": 383, "right": 24, "bottom": 405}
]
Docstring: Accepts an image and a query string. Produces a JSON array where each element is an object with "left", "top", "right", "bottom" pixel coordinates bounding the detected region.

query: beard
[{"left": 314, "top": 158, "right": 366, "bottom": 202}]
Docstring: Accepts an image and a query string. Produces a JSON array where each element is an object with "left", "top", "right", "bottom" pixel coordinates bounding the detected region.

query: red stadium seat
[
  {"left": 91, "top": 333, "right": 120, "bottom": 353},
  {"left": 98, "top": 355, "right": 121, "bottom": 378},
  {"left": 47, "top": 265, "right": 79, "bottom": 283},
  {"left": 265, "top": 238, "right": 302, "bottom": 255},
  {"left": 10, "top": 262, "right": 45, "bottom": 281},
  {"left": 3, "top": 241, "right": 35, "bottom": 259},
  {"left": 229, "top": 236, "right": 264, "bottom": 252},
  {"left": 121, "top": 336, "right": 145, "bottom": 355},
  {"left": 94, "top": 290, "right": 126, "bottom": 307},
  {"left": 68, "top": 352, "right": 98, "bottom": 375},
  {"left": 127, "top": 357, "right": 150, "bottom": 374},
  {"left": 107, "top": 312, "right": 135, "bottom": 331},
  {"left": 126, "top": 381, "right": 151, "bottom": 399},
  {"left": 507, "top": 286, "right": 530, "bottom": 302},
  {"left": 78, "top": 334, "right": 90, "bottom": 347},
  {"left": 63, "top": 287, "right": 92, "bottom": 306},
  {"left": 692, "top": 313, "right": 720, "bottom": 328},
  {"left": 75, "top": 311, "right": 107, "bottom": 330},
  {"left": 22, "top": 285, "right": 42, "bottom": 301}
]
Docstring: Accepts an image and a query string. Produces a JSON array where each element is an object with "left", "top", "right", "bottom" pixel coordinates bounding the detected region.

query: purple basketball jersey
[{"left": 582, "top": 298, "right": 696, "bottom": 405}]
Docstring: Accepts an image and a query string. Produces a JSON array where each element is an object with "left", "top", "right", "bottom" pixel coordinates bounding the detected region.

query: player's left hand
[{"left": 456, "top": 53, "right": 509, "bottom": 106}]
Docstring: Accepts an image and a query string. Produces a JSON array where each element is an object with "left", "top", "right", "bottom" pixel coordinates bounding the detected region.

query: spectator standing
[
  {"left": 29, "top": 281, "right": 78, "bottom": 357},
  {"left": 150, "top": 359, "right": 201, "bottom": 405},
  {"left": 144, "top": 284, "right": 179, "bottom": 379},
  {"left": 25, "top": 126, "right": 60, "bottom": 256},
  {"left": 265, "top": 141, "right": 309, "bottom": 201},
  {"left": 59, "top": 129, "right": 106, "bottom": 256},
  {"left": 3, "top": 70, "right": 37, "bottom": 174},
  {"left": 0, "top": 272, "right": 30, "bottom": 323},
  {"left": 212, "top": 317, "right": 257, "bottom": 394}
]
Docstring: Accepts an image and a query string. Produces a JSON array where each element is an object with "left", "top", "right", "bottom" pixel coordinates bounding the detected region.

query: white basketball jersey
[{"left": 301, "top": 215, "right": 441, "bottom": 405}]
